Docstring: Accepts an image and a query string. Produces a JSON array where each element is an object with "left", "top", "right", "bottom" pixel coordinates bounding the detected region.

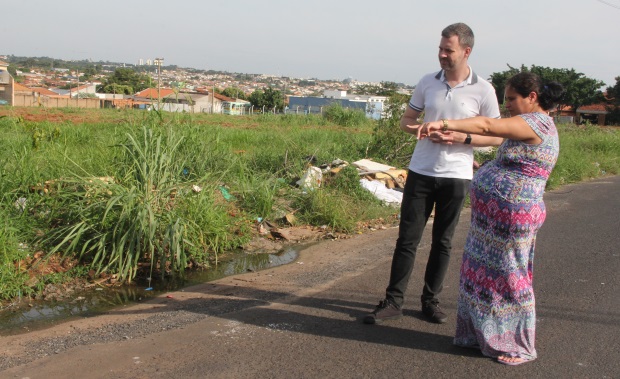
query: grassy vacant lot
[{"left": 0, "top": 106, "right": 618, "bottom": 303}]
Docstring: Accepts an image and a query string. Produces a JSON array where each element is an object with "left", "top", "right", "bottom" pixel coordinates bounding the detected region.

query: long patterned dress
[{"left": 454, "top": 112, "right": 560, "bottom": 361}]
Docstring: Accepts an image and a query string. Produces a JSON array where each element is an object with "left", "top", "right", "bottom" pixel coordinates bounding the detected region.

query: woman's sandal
[{"left": 497, "top": 355, "right": 534, "bottom": 366}]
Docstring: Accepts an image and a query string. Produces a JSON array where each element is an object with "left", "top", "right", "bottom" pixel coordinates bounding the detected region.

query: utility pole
[{"left": 154, "top": 58, "right": 164, "bottom": 103}]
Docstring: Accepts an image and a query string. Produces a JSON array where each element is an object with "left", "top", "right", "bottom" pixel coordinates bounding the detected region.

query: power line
[{"left": 596, "top": 0, "right": 620, "bottom": 10}]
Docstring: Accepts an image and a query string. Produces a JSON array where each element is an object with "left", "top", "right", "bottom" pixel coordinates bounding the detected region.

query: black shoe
[
  {"left": 363, "top": 299, "right": 402, "bottom": 324},
  {"left": 422, "top": 302, "right": 448, "bottom": 324}
]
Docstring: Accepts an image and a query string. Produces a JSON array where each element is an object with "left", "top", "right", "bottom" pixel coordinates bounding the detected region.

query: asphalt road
[{"left": 1, "top": 176, "right": 619, "bottom": 379}]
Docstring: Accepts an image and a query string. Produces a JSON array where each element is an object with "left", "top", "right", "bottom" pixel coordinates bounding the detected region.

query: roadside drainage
[{"left": 0, "top": 247, "right": 298, "bottom": 336}]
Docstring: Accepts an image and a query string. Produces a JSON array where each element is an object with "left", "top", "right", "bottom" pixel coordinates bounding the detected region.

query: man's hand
[
  {"left": 416, "top": 121, "right": 451, "bottom": 144},
  {"left": 428, "top": 130, "right": 455, "bottom": 144}
]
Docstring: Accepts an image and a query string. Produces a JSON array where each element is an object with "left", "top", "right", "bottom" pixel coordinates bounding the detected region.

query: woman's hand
[{"left": 417, "top": 121, "right": 452, "bottom": 144}]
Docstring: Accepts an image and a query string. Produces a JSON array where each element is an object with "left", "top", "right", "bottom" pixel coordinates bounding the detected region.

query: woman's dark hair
[{"left": 506, "top": 72, "right": 564, "bottom": 111}]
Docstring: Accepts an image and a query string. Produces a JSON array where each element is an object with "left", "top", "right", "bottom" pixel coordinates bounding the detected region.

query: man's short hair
[{"left": 442, "top": 23, "right": 474, "bottom": 50}]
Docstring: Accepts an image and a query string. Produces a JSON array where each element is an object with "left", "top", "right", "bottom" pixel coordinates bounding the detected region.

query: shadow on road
[{"left": 101, "top": 283, "right": 484, "bottom": 360}]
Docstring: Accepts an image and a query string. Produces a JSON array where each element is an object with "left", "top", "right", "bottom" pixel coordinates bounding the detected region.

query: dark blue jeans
[{"left": 385, "top": 171, "right": 470, "bottom": 308}]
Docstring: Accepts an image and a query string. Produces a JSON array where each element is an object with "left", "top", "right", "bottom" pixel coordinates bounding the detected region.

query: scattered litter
[
  {"left": 166, "top": 295, "right": 173, "bottom": 298},
  {"left": 296, "top": 166, "right": 322, "bottom": 191},
  {"left": 14, "top": 197, "right": 27, "bottom": 212},
  {"left": 352, "top": 159, "right": 407, "bottom": 191},
  {"left": 303, "top": 155, "right": 318, "bottom": 164},
  {"left": 360, "top": 178, "right": 403, "bottom": 206},
  {"left": 352, "top": 159, "right": 395, "bottom": 172},
  {"left": 281, "top": 213, "right": 297, "bottom": 225},
  {"left": 192, "top": 184, "right": 202, "bottom": 193},
  {"left": 219, "top": 186, "right": 236, "bottom": 201},
  {"left": 257, "top": 223, "right": 269, "bottom": 235},
  {"left": 145, "top": 287, "right": 153, "bottom": 291},
  {"left": 320, "top": 158, "right": 349, "bottom": 174}
]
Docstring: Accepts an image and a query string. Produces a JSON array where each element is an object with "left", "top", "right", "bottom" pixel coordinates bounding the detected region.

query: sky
[{"left": 2, "top": 0, "right": 619, "bottom": 88}]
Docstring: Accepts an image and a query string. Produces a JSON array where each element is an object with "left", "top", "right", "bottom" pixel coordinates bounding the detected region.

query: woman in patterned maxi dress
[{"left": 416, "top": 72, "right": 564, "bottom": 365}]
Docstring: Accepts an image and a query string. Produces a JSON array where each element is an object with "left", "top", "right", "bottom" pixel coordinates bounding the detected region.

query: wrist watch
[{"left": 464, "top": 134, "right": 472, "bottom": 145}]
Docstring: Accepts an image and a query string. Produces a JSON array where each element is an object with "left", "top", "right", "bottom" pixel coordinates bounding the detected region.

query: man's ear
[{"left": 463, "top": 46, "right": 472, "bottom": 58}]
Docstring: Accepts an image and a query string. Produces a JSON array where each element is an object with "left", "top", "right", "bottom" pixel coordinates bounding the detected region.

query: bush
[
  {"left": 365, "top": 97, "right": 415, "bottom": 168},
  {"left": 323, "top": 103, "right": 371, "bottom": 127}
]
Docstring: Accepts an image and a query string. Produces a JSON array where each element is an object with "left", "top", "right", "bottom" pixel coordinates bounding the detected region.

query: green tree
[
  {"left": 101, "top": 83, "right": 134, "bottom": 95},
  {"left": 221, "top": 87, "right": 246, "bottom": 100},
  {"left": 376, "top": 81, "right": 400, "bottom": 96},
  {"left": 605, "top": 76, "right": 620, "bottom": 125},
  {"left": 355, "top": 83, "right": 381, "bottom": 95},
  {"left": 7, "top": 64, "right": 18, "bottom": 77},
  {"left": 298, "top": 80, "right": 315, "bottom": 87},
  {"left": 490, "top": 64, "right": 605, "bottom": 111},
  {"left": 82, "top": 65, "right": 98, "bottom": 81},
  {"left": 248, "top": 89, "right": 265, "bottom": 109},
  {"left": 489, "top": 65, "right": 520, "bottom": 102},
  {"left": 249, "top": 87, "right": 284, "bottom": 111},
  {"left": 355, "top": 81, "right": 401, "bottom": 96},
  {"left": 99, "top": 68, "right": 151, "bottom": 94}
]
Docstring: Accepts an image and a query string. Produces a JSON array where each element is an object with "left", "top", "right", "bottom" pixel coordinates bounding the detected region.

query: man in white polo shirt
[{"left": 364, "top": 22, "right": 503, "bottom": 325}]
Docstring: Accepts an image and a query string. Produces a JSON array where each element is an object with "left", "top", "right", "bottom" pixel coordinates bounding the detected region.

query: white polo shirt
[{"left": 408, "top": 68, "right": 500, "bottom": 180}]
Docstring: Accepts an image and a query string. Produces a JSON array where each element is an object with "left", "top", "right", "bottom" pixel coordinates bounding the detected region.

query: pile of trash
[
  {"left": 353, "top": 159, "right": 406, "bottom": 206},
  {"left": 295, "top": 157, "right": 406, "bottom": 206}
]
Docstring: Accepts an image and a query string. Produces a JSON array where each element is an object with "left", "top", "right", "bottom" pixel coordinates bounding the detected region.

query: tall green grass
[
  {"left": 41, "top": 125, "right": 192, "bottom": 282},
  {"left": 0, "top": 108, "right": 393, "bottom": 297},
  {"left": 0, "top": 208, "right": 29, "bottom": 302},
  {"left": 0, "top": 108, "right": 617, "bottom": 301},
  {"left": 322, "top": 103, "right": 374, "bottom": 128},
  {"left": 547, "top": 124, "right": 620, "bottom": 188}
]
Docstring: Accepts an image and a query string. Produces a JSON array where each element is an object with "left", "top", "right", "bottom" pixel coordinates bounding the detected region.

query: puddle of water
[{"left": 0, "top": 247, "right": 298, "bottom": 336}]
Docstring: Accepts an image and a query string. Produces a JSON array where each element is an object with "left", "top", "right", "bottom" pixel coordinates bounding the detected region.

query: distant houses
[
  {"left": 132, "top": 88, "right": 251, "bottom": 114},
  {"left": 0, "top": 59, "right": 615, "bottom": 125},
  {"left": 552, "top": 103, "right": 611, "bottom": 125}
]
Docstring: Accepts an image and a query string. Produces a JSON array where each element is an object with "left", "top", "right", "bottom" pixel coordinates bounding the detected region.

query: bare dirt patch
[{"left": 0, "top": 107, "right": 113, "bottom": 124}]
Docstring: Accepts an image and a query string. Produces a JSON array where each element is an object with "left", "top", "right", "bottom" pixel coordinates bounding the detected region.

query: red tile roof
[
  {"left": 578, "top": 104, "right": 608, "bottom": 112},
  {"left": 213, "top": 92, "right": 236, "bottom": 102},
  {"left": 134, "top": 88, "right": 175, "bottom": 99},
  {"left": 31, "top": 87, "right": 62, "bottom": 96},
  {"left": 13, "top": 83, "right": 63, "bottom": 96},
  {"left": 13, "top": 82, "right": 31, "bottom": 91}
]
